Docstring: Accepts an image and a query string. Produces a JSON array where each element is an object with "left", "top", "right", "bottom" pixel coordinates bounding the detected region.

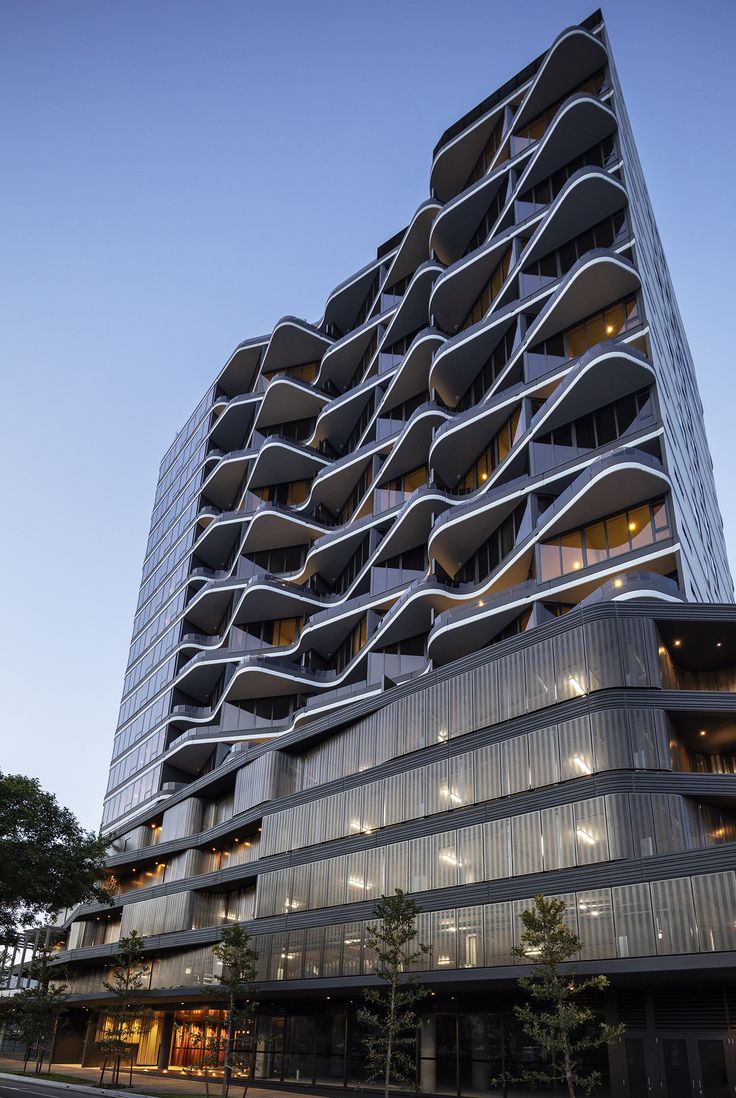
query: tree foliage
[
  {"left": 0, "top": 772, "right": 110, "bottom": 942},
  {"left": 502, "top": 895, "right": 624, "bottom": 1098},
  {"left": 212, "top": 923, "right": 259, "bottom": 1098},
  {"left": 97, "top": 931, "right": 151, "bottom": 1087},
  {"left": 8, "top": 934, "right": 68, "bottom": 1075},
  {"left": 358, "top": 890, "right": 430, "bottom": 1098}
]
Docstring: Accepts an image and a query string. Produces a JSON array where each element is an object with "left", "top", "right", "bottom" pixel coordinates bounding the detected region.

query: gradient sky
[{"left": 1, "top": 0, "right": 734, "bottom": 832}]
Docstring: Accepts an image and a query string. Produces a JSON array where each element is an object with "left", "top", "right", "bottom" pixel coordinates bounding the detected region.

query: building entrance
[{"left": 622, "top": 1035, "right": 733, "bottom": 1097}]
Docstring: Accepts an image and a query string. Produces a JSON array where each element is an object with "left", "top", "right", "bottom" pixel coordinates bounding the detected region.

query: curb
[{"left": 0, "top": 1070, "right": 160, "bottom": 1098}]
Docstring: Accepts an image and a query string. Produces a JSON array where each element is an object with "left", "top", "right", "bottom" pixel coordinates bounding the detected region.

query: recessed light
[
  {"left": 673, "top": 639, "right": 682, "bottom": 648},
  {"left": 699, "top": 730, "right": 707, "bottom": 737}
]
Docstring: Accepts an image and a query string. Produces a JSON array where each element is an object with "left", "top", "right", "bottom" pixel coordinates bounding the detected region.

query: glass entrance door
[
  {"left": 661, "top": 1039, "right": 693, "bottom": 1098},
  {"left": 695, "top": 1039, "right": 729, "bottom": 1098},
  {"left": 624, "top": 1037, "right": 651, "bottom": 1097},
  {"left": 657, "top": 1036, "right": 733, "bottom": 1098}
]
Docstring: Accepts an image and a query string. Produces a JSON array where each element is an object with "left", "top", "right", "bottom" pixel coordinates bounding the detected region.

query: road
[{"left": 0, "top": 1082, "right": 92, "bottom": 1098}]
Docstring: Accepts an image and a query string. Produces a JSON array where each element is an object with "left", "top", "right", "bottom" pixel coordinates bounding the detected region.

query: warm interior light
[
  {"left": 628, "top": 521, "right": 637, "bottom": 531},
  {"left": 673, "top": 639, "right": 682, "bottom": 648},
  {"left": 568, "top": 675, "right": 586, "bottom": 696},
  {"left": 605, "top": 324, "right": 615, "bottom": 334},
  {"left": 716, "top": 641, "right": 723, "bottom": 648},
  {"left": 572, "top": 561, "right": 581, "bottom": 569},
  {"left": 613, "top": 578, "right": 623, "bottom": 588},
  {"left": 699, "top": 729, "right": 707, "bottom": 737}
]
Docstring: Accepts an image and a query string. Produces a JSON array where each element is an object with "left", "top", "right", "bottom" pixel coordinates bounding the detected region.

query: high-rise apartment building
[{"left": 57, "top": 11, "right": 736, "bottom": 1096}]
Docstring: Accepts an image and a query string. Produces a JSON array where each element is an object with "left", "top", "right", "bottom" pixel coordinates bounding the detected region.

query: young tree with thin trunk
[
  {"left": 500, "top": 894, "right": 624, "bottom": 1098},
  {"left": 97, "top": 930, "right": 151, "bottom": 1088},
  {"left": 212, "top": 923, "right": 258, "bottom": 1098},
  {"left": 9, "top": 933, "right": 68, "bottom": 1075},
  {"left": 358, "top": 889, "right": 430, "bottom": 1098}
]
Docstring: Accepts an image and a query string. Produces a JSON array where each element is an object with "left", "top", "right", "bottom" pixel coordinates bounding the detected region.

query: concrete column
[
  {"left": 81, "top": 1013, "right": 99, "bottom": 1066},
  {"left": 157, "top": 1012, "right": 176, "bottom": 1070}
]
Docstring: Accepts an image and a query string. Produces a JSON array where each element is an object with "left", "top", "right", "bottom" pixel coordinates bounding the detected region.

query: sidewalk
[{"left": 0, "top": 1058, "right": 341, "bottom": 1098}]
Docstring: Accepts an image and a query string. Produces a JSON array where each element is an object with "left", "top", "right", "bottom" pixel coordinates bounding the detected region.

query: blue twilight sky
[{"left": 1, "top": 0, "right": 734, "bottom": 831}]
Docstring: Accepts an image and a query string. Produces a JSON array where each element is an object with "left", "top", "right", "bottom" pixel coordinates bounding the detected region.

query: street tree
[
  {"left": 212, "top": 923, "right": 259, "bottom": 1098},
  {"left": 0, "top": 772, "right": 110, "bottom": 944},
  {"left": 9, "top": 932, "right": 68, "bottom": 1075},
  {"left": 97, "top": 930, "right": 151, "bottom": 1088},
  {"left": 503, "top": 894, "right": 625, "bottom": 1098},
  {"left": 358, "top": 889, "right": 431, "bottom": 1098}
]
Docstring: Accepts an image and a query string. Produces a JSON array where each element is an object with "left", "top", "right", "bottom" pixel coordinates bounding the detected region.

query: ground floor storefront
[{"left": 38, "top": 981, "right": 736, "bottom": 1098}]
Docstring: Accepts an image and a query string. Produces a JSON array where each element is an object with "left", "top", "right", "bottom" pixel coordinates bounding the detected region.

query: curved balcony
[
  {"left": 380, "top": 200, "right": 441, "bottom": 297},
  {"left": 427, "top": 561, "right": 683, "bottom": 667},
  {"left": 245, "top": 433, "right": 328, "bottom": 492},
  {"left": 379, "top": 329, "right": 444, "bottom": 414},
  {"left": 512, "top": 25, "right": 607, "bottom": 134},
  {"left": 316, "top": 310, "right": 388, "bottom": 392},
  {"left": 430, "top": 166, "right": 627, "bottom": 334},
  {"left": 258, "top": 315, "right": 332, "bottom": 378},
  {"left": 425, "top": 448, "right": 676, "bottom": 650},
  {"left": 311, "top": 370, "right": 385, "bottom": 453},
  {"left": 215, "top": 336, "right": 267, "bottom": 401},
  {"left": 429, "top": 246, "right": 641, "bottom": 407},
  {"left": 430, "top": 153, "right": 521, "bottom": 267},
  {"left": 376, "top": 261, "right": 443, "bottom": 352},
  {"left": 208, "top": 391, "right": 261, "bottom": 452},
  {"left": 254, "top": 373, "right": 328, "bottom": 432},
  {"left": 431, "top": 92, "right": 616, "bottom": 268},
  {"left": 200, "top": 448, "right": 255, "bottom": 511},
  {"left": 430, "top": 339, "right": 653, "bottom": 489}
]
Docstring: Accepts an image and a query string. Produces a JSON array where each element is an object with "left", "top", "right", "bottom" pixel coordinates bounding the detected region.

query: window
[
  {"left": 459, "top": 248, "right": 512, "bottom": 331},
  {"left": 512, "top": 69, "right": 606, "bottom": 150},
  {"left": 517, "top": 135, "right": 617, "bottom": 213},
  {"left": 456, "top": 408, "right": 521, "bottom": 493},
  {"left": 465, "top": 115, "right": 506, "bottom": 188},
  {"left": 456, "top": 502, "right": 526, "bottom": 584},
  {"left": 520, "top": 211, "right": 628, "bottom": 296},
  {"left": 457, "top": 325, "right": 517, "bottom": 409},
  {"left": 539, "top": 497, "right": 671, "bottom": 582}
]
